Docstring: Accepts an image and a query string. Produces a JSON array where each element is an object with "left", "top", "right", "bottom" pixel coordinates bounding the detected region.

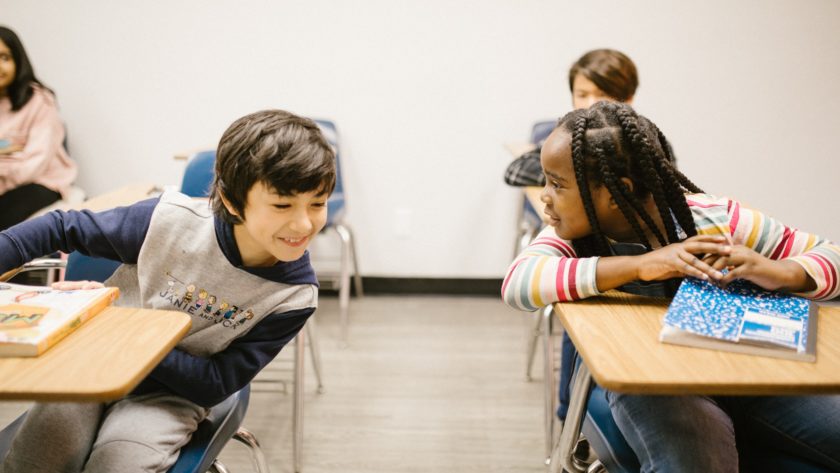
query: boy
[
  {"left": 0, "top": 109, "right": 335, "bottom": 472},
  {"left": 504, "top": 48, "right": 638, "bottom": 187}
]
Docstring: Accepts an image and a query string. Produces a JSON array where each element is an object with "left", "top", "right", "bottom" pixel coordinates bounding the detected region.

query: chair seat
[{"left": 169, "top": 386, "right": 251, "bottom": 473}]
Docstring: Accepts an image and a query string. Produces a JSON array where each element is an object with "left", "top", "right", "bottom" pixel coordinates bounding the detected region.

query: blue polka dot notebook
[{"left": 659, "top": 277, "right": 817, "bottom": 362}]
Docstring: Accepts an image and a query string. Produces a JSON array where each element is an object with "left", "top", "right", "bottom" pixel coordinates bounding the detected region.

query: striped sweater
[{"left": 502, "top": 193, "right": 840, "bottom": 311}]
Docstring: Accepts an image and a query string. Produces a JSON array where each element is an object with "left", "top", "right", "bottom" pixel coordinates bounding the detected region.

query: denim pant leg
[
  {"left": 728, "top": 395, "right": 840, "bottom": 471},
  {"left": 606, "top": 391, "right": 738, "bottom": 473}
]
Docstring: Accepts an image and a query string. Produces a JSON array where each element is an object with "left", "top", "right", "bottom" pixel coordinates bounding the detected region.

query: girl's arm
[
  {"left": 718, "top": 199, "right": 840, "bottom": 300},
  {"left": 502, "top": 226, "right": 602, "bottom": 311}
]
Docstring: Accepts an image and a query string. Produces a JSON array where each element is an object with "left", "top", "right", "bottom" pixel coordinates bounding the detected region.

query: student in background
[
  {"left": 502, "top": 101, "right": 840, "bottom": 471},
  {"left": 0, "top": 26, "right": 77, "bottom": 231},
  {"left": 0, "top": 109, "right": 334, "bottom": 473},
  {"left": 504, "top": 48, "right": 638, "bottom": 187}
]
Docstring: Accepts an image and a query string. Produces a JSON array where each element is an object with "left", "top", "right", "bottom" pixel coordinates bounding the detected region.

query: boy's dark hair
[
  {"left": 568, "top": 49, "right": 638, "bottom": 103},
  {"left": 556, "top": 101, "right": 702, "bottom": 257},
  {"left": 0, "top": 26, "right": 51, "bottom": 111},
  {"left": 210, "top": 110, "right": 336, "bottom": 224}
]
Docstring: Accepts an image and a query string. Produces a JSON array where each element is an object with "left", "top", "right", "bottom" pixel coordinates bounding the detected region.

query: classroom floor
[{"left": 0, "top": 294, "right": 547, "bottom": 473}]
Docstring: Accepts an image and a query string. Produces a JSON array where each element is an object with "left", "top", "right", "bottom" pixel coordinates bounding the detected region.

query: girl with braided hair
[{"left": 502, "top": 101, "right": 840, "bottom": 471}]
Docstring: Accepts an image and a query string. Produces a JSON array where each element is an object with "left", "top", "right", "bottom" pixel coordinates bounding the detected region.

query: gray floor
[{"left": 0, "top": 295, "right": 547, "bottom": 473}]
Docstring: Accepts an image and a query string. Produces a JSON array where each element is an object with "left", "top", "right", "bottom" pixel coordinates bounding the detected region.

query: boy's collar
[{"left": 213, "top": 217, "right": 318, "bottom": 286}]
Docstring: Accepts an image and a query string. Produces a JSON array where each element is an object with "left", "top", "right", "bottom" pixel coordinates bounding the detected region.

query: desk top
[
  {"left": 72, "top": 183, "right": 160, "bottom": 212},
  {"left": 555, "top": 291, "right": 840, "bottom": 395},
  {"left": 0, "top": 307, "right": 190, "bottom": 401}
]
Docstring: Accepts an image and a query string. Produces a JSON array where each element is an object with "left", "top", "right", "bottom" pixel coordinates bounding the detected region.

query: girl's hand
[
  {"left": 716, "top": 245, "right": 815, "bottom": 292},
  {"left": 636, "top": 235, "right": 731, "bottom": 282},
  {"left": 51, "top": 280, "right": 105, "bottom": 291}
]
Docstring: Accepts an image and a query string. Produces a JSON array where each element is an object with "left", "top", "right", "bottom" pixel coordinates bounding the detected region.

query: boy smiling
[{"left": 0, "top": 109, "right": 334, "bottom": 472}]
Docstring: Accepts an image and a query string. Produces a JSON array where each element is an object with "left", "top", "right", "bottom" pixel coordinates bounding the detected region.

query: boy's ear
[{"left": 219, "top": 193, "right": 240, "bottom": 218}]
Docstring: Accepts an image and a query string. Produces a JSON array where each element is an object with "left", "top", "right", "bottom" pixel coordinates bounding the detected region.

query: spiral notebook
[{"left": 659, "top": 277, "right": 817, "bottom": 362}]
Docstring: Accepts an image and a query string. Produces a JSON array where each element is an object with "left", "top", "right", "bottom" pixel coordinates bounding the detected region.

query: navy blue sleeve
[
  {"left": 0, "top": 197, "right": 159, "bottom": 273},
  {"left": 142, "top": 308, "right": 313, "bottom": 407}
]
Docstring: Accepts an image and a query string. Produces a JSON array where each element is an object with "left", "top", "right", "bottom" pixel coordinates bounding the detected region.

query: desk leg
[
  {"left": 293, "top": 331, "right": 305, "bottom": 473},
  {"left": 542, "top": 305, "right": 555, "bottom": 466},
  {"left": 550, "top": 361, "right": 592, "bottom": 473}
]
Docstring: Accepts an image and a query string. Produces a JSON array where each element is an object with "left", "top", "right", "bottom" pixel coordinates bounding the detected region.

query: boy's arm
[
  {"left": 0, "top": 197, "right": 159, "bottom": 273},
  {"left": 143, "top": 308, "right": 313, "bottom": 407},
  {"left": 501, "top": 225, "right": 601, "bottom": 311}
]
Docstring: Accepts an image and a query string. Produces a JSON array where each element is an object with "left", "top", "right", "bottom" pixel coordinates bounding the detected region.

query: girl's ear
[{"left": 604, "top": 178, "right": 635, "bottom": 209}]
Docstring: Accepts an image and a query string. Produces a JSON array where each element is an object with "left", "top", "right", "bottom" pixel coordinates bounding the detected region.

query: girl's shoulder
[
  {"left": 684, "top": 192, "right": 742, "bottom": 210},
  {"left": 27, "top": 84, "right": 58, "bottom": 108}
]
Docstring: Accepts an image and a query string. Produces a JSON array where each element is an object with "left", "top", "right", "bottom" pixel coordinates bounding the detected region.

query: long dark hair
[
  {"left": 0, "top": 26, "right": 51, "bottom": 111},
  {"left": 557, "top": 101, "right": 703, "bottom": 257}
]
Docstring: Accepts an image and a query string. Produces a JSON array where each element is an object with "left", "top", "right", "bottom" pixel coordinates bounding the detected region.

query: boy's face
[
  {"left": 228, "top": 181, "right": 328, "bottom": 267},
  {"left": 571, "top": 74, "right": 625, "bottom": 110}
]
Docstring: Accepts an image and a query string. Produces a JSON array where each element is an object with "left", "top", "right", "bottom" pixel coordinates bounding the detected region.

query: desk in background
[{"left": 0, "top": 307, "right": 190, "bottom": 402}]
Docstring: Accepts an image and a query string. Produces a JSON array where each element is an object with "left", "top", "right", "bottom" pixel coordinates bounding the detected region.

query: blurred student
[
  {"left": 0, "top": 26, "right": 77, "bottom": 231},
  {"left": 504, "top": 48, "right": 638, "bottom": 187},
  {"left": 0, "top": 109, "right": 334, "bottom": 472}
]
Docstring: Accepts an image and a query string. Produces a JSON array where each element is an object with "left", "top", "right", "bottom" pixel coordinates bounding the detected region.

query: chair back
[
  {"left": 65, "top": 252, "right": 121, "bottom": 282},
  {"left": 313, "top": 119, "right": 346, "bottom": 225},
  {"left": 180, "top": 151, "right": 217, "bottom": 198},
  {"left": 530, "top": 120, "right": 556, "bottom": 146}
]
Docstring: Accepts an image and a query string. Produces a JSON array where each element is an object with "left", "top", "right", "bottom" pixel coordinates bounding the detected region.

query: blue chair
[
  {"left": 514, "top": 120, "right": 554, "bottom": 259},
  {"left": 1, "top": 253, "right": 269, "bottom": 473},
  {"left": 312, "top": 119, "right": 363, "bottom": 344}
]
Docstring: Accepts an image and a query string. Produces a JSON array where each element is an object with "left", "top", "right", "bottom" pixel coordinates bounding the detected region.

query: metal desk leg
[
  {"left": 542, "top": 305, "right": 555, "bottom": 465},
  {"left": 550, "top": 361, "right": 593, "bottom": 473},
  {"left": 293, "top": 330, "right": 305, "bottom": 472}
]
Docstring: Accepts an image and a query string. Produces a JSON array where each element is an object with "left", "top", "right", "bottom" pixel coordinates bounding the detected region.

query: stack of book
[{"left": 0, "top": 283, "right": 119, "bottom": 357}]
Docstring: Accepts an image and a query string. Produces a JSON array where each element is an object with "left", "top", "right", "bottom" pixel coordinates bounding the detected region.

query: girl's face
[
  {"left": 539, "top": 129, "right": 614, "bottom": 241},
  {"left": 0, "top": 40, "right": 15, "bottom": 95}
]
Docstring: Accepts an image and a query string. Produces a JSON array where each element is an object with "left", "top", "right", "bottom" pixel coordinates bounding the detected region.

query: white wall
[{"left": 4, "top": 0, "right": 840, "bottom": 278}]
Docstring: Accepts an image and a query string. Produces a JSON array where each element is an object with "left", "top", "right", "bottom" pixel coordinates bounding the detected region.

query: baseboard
[{"left": 320, "top": 277, "right": 504, "bottom": 296}]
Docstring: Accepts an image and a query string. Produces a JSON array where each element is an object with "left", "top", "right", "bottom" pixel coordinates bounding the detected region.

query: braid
[
  {"left": 614, "top": 108, "right": 678, "bottom": 245},
  {"left": 593, "top": 144, "right": 661, "bottom": 249},
  {"left": 570, "top": 116, "right": 612, "bottom": 257},
  {"left": 557, "top": 102, "right": 709, "bottom": 254}
]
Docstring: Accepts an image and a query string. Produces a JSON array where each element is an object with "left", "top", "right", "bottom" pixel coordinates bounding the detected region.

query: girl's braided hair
[{"left": 557, "top": 101, "right": 703, "bottom": 257}]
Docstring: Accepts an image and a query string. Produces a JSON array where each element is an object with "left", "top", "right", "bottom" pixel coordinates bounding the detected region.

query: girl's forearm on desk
[{"left": 595, "top": 256, "right": 646, "bottom": 293}]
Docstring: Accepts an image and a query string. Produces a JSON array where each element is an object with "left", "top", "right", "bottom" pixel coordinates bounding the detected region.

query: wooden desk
[
  {"left": 0, "top": 307, "right": 190, "bottom": 401},
  {"left": 554, "top": 291, "right": 840, "bottom": 395}
]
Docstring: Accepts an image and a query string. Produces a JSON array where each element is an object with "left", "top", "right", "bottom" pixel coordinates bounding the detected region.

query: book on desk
[
  {"left": 659, "top": 277, "right": 817, "bottom": 362},
  {"left": 0, "top": 283, "right": 119, "bottom": 357}
]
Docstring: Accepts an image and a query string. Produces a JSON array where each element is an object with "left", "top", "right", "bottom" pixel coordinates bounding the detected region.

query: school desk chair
[
  {"left": 0, "top": 253, "right": 269, "bottom": 473},
  {"left": 312, "top": 119, "right": 363, "bottom": 344},
  {"left": 181, "top": 150, "right": 322, "bottom": 472}
]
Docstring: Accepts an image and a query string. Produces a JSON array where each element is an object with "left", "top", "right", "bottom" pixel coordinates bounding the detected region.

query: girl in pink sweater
[{"left": 0, "top": 26, "right": 77, "bottom": 230}]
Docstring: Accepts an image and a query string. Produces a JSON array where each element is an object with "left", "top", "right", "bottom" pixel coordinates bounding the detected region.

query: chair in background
[
  {"left": 181, "top": 149, "right": 322, "bottom": 472},
  {"left": 1, "top": 253, "right": 269, "bottom": 473},
  {"left": 312, "top": 119, "right": 363, "bottom": 344}
]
